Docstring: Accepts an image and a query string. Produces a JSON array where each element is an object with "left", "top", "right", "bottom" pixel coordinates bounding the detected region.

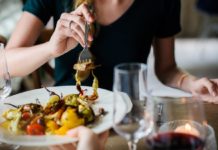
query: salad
[{"left": 0, "top": 84, "right": 105, "bottom": 136}]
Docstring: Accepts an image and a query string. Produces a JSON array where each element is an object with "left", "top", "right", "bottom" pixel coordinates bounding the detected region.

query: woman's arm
[
  {"left": 153, "top": 36, "right": 183, "bottom": 88},
  {"left": 4, "top": 3, "right": 95, "bottom": 77},
  {"left": 154, "top": 37, "right": 218, "bottom": 100},
  {"left": 5, "top": 12, "right": 51, "bottom": 77}
]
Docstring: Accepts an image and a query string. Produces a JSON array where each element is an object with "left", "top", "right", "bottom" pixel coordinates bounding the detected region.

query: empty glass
[
  {"left": 113, "top": 63, "right": 153, "bottom": 150},
  {"left": 0, "top": 43, "right": 19, "bottom": 150}
]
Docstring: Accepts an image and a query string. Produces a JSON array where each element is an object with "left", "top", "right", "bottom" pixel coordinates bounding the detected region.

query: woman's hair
[{"left": 74, "top": 0, "right": 94, "bottom": 9}]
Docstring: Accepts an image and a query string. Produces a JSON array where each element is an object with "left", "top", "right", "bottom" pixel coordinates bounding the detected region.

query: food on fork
[
  {"left": 74, "top": 57, "right": 99, "bottom": 101},
  {"left": 0, "top": 84, "right": 105, "bottom": 135},
  {"left": 73, "top": 59, "right": 96, "bottom": 71}
]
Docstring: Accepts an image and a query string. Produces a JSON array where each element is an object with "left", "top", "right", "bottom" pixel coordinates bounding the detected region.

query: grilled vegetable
[
  {"left": 64, "top": 94, "right": 79, "bottom": 107},
  {"left": 46, "top": 120, "right": 59, "bottom": 134},
  {"left": 26, "top": 123, "right": 45, "bottom": 135},
  {"left": 60, "top": 107, "right": 85, "bottom": 128}
]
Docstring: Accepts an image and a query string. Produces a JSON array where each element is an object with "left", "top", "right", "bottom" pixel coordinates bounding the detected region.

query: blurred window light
[{"left": 0, "top": 0, "right": 22, "bottom": 38}]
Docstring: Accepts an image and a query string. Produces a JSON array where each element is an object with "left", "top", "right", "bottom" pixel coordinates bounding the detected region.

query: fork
[
  {"left": 78, "top": 21, "right": 94, "bottom": 63},
  {"left": 76, "top": 21, "right": 94, "bottom": 81}
]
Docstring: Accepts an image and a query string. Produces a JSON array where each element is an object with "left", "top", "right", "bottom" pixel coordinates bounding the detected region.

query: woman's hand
[
  {"left": 48, "top": 3, "right": 94, "bottom": 58},
  {"left": 190, "top": 78, "right": 218, "bottom": 103},
  {"left": 49, "top": 126, "right": 109, "bottom": 150}
]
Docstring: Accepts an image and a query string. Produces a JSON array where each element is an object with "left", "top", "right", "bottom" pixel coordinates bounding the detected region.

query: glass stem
[{"left": 128, "top": 140, "right": 137, "bottom": 150}]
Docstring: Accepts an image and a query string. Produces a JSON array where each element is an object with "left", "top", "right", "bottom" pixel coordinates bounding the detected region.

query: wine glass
[
  {"left": 113, "top": 63, "right": 153, "bottom": 150},
  {"left": 0, "top": 43, "right": 19, "bottom": 150},
  {"left": 0, "top": 43, "right": 12, "bottom": 101},
  {"left": 145, "top": 95, "right": 207, "bottom": 150}
]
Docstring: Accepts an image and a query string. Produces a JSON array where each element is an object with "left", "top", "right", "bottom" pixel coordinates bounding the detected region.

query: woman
[{"left": 4, "top": 0, "right": 218, "bottom": 101}]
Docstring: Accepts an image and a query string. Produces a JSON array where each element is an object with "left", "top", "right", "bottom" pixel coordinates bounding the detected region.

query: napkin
[{"left": 147, "top": 49, "right": 192, "bottom": 97}]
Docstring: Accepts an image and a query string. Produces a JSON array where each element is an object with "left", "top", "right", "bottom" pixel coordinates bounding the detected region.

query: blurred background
[{"left": 0, "top": 0, "right": 218, "bottom": 93}]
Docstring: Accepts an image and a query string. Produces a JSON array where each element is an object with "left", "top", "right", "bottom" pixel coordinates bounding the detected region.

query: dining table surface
[{"left": 17, "top": 102, "right": 218, "bottom": 150}]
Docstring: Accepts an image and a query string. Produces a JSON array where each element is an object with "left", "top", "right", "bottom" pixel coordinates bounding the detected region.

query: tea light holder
[{"left": 175, "top": 123, "right": 200, "bottom": 137}]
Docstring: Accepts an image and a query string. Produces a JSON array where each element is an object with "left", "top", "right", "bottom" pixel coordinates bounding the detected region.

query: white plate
[{"left": 0, "top": 86, "right": 129, "bottom": 146}]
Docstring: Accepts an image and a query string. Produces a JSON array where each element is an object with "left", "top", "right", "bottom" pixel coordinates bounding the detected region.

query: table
[{"left": 19, "top": 103, "right": 218, "bottom": 150}]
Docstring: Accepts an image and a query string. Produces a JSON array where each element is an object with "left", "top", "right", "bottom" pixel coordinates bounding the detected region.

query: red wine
[{"left": 146, "top": 132, "right": 204, "bottom": 150}]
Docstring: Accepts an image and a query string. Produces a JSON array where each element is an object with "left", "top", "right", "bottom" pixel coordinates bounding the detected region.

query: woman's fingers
[
  {"left": 200, "top": 94, "right": 218, "bottom": 104},
  {"left": 211, "top": 79, "right": 218, "bottom": 93},
  {"left": 58, "top": 24, "right": 84, "bottom": 46},
  {"left": 59, "top": 12, "right": 93, "bottom": 45},
  {"left": 73, "top": 3, "right": 95, "bottom": 42},
  {"left": 51, "top": 2, "right": 95, "bottom": 51},
  {"left": 57, "top": 19, "right": 82, "bottom": 44},
  {"left": 67, "top": 126, "right": 94, "bottom": 138},
  {"left": 73, "top": 3, "right": 95, "bottom": 23},
  {"left": 200, "top": 78, "right": 217, "bottom": 96},
  {"left": 192, "top": 78, "right": 218, "bottom": 104},
  {"left": 98, "top": 130, "right": 109, "bottom": 150},
  {"left": 60, "top": 13, "right": 86, "bottom": 32},
  {"left": 49, "top": 146, "right": 59, "bottom": 150},
  {"left": 60, "top": 143, "right": 77, "bottom": 150},
  {"left": 211, "top": 79, "right": 218, "bottom": 84},
  {"left": 98, "top": 130, "right": 109, "bottom": 141},
  {"left": 59, "top": 13, "right": 85, "bottom": 41}
]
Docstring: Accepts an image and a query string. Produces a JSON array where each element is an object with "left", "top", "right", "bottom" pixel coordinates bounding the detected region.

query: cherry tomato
[
  {"left": 26, "top": 123, "right": 45, "bottom": 135},
  {"left": 21, "top": 112, "right": 31, "bottom": 120}
]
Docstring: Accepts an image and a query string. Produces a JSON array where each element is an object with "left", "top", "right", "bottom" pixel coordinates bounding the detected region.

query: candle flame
[
  {"left": 185, "top": 123, "right": 192, "bottom": 131},
  {"left": 175, "top": 123, "right": 200, "bottom": 137}
]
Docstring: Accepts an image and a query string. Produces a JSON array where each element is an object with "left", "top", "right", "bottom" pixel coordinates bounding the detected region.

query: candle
[{"left": 175, "top": 123, "right": 200, "bottom": 137}]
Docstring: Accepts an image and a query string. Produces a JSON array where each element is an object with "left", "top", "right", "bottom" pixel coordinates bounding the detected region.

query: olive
[{"left": 37, "top": 117, "right": 45, "bottom": 126}]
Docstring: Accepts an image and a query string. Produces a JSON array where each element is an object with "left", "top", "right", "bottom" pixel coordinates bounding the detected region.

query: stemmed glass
[
  {"left": 113, "top": 63, "right": 153, "bottom": 150},
  {"left": 145, "top": 96, "right": 207, "bottom": 150},
  {"left": 0, "top": 43, "right": 12, "bottom": 100},
  {"left": 0, "top": 43, "right": 19, "bottom": 150}
]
